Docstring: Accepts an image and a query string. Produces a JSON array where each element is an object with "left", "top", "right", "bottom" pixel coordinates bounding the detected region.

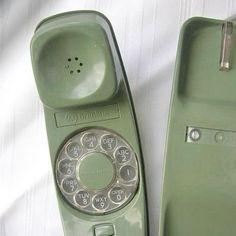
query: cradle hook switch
[{"left": 219, "top": 21, "right": 233, "bottom": 71}]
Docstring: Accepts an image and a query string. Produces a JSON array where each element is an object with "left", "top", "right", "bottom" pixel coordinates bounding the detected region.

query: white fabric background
[{"left": 0, "top": 0, "right": 235, "bottom": 235}]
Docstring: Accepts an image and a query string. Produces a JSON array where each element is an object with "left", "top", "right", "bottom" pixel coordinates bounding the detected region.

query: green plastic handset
[
  {"left": 31, "top": 11, "right": 148, "bottom": 236},
  {"left": 159, "top": 17, "right": 236, "bottom": 236}
]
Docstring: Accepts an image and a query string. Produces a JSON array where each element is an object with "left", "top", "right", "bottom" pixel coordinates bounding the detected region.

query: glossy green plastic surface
[
  {"left": 159, "top": 17, "right": 236, "bottom": 236},
  {"left": 31, "top": 11, "right": 148, "bottom": 236}
]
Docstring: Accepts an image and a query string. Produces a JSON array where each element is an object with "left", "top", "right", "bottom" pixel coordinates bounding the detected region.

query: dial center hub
[{"left": 77, "top": 152, "right": 115, "bottom": 190}]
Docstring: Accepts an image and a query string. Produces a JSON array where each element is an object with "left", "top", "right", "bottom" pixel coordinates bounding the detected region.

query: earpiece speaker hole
[{"left": 65, "top": 57, "right": 84, "bottom": 75}]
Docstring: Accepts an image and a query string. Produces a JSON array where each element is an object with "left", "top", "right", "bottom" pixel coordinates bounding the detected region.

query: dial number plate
[{"left": 56, "top": 128, "right": 139, "bottom": 215}]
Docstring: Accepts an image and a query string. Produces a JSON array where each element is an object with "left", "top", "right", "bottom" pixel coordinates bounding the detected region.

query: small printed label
[{"left": 55, "top": 104, "right": 120, "bottom": 127}]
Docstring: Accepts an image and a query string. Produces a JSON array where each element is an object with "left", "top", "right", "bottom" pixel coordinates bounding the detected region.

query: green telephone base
[{"left": 159, "top": 17, "right": 236, "bottom": 236}]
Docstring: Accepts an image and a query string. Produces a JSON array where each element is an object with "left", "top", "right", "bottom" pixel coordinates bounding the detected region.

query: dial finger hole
[
  {"left": 66, "top": 142, "right": 82, "bottom": 158},
  {"left": 74, "top": 190, "right": 91, "bottom": 207},
  {"left": 115, "top": 146, "right": 132, "bottom": 164},
  {"left": 93, "top": 193, "right": 109, "bottom": 210},
  {"left": 101, "top": 134, "right": 117, "bottom": 152},
  {"left": 82, "top": 132, "right": 98, "bottom": 149},
  {"left": 120, "top": 165, "right": 136, "bottom": 182},
  {"left": 109, "top": 186, "right": 126, "bottom": 203},
  {"left": 62, "top": 177, "right": 79, "bottom": 194},
  {"left": 58, "top": 159, "right": 76, "bottom": 176}
]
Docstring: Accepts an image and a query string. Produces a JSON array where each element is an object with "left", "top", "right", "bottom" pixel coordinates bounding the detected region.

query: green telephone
[
  {"left": 31, "top": 11, "right": 148, "bottom": 236},
  {"left": 159, "top": 17, "right": 236, "bottom": 236}
]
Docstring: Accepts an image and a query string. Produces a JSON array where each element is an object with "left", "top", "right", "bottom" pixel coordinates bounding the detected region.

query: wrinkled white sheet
[{"left": 0, "top": 0, "right": 235, "bottom": 235}]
